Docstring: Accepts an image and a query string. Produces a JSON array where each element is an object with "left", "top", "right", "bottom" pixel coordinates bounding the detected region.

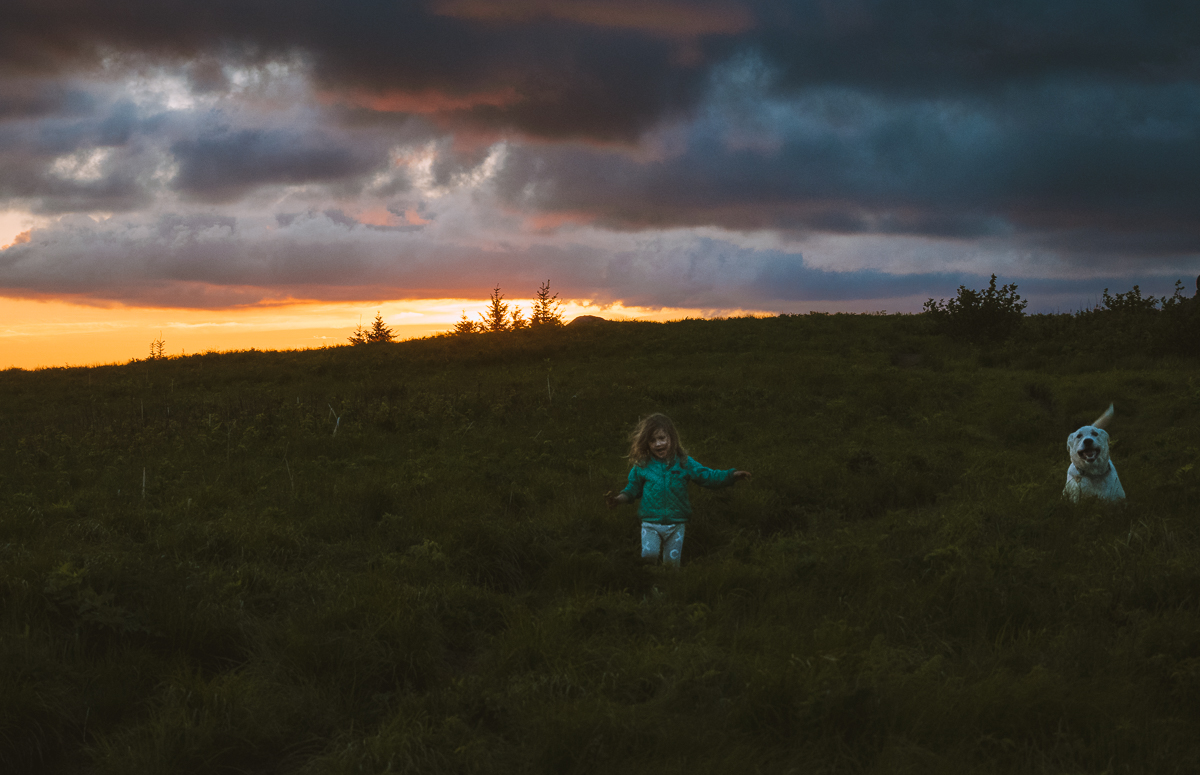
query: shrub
[
  {"left": 923, "top": 274, "right": 1028, "bottom": 342},
  {"left": 1073, "top": 280, "right": 1199, "bottom": 357},
  {"left": 1100, "top": 283, "right": 1173, "bottom": 315},
  {"left": 1156, "top": 280, "right": 1200, "bottom": 356}
]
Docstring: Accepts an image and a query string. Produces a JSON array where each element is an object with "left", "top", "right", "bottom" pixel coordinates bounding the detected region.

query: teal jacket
[{"left": 620, "top": 455, "right": 737, "bottom": 524}]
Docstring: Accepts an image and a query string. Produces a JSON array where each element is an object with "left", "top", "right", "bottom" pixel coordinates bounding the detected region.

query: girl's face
[{"left": 650, "top": 429, "right": 672, "bottom": 460}]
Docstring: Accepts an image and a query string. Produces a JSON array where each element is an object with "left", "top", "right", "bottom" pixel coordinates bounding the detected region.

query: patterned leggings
[{"left": 641, "top": 522, "right": 687, "bottom": 567}]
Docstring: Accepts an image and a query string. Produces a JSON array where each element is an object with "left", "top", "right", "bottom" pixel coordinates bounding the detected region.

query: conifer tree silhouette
[
  {"left": 530, "top": 280, "right": 565, "bottom": 327},
  {"left": 452, "top": 284, "right": 553, "bottom": 334},
  {"left": 349, "top": 312, "right": 396, "bottom": 344},
  {"left": 480, "top": 286, "right": 512, "bottom": 332},
  {"left": 510, "top": 304, "right": 528, "bottom": 330},
  {"left": 452, "top": 312, "right": 482, "bottom": 334}
]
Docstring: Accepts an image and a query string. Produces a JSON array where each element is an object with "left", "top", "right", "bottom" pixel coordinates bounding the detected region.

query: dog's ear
[{"left": 1093, "top": 403, "right": 1114, "bottom": 430}]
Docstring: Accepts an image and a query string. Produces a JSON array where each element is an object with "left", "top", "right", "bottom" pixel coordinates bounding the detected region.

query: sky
[{"left": 2, "top": 0, "right": 1199, "bottom": 368}]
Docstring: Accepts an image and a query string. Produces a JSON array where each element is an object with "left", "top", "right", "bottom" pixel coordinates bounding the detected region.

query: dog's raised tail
[{"left": 1093, "top": 403, "right": 1114, "bottom": 429}]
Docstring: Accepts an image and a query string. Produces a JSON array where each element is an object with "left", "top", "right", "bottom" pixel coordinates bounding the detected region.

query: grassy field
[{"left": 2, "top": 313, "right": 1199, "bottom": 773}]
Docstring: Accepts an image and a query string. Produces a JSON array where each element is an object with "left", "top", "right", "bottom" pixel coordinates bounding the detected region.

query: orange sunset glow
[{"left": 0, "top": 294, "right": 788, "bottom": 370}]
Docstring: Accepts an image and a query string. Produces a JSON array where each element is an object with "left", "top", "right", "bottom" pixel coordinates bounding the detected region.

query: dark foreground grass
[{"left": 2, "top": 314, "right": 1199, "bottom": 773}]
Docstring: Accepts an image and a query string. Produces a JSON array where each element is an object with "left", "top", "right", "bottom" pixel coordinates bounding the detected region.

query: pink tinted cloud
[
  {"left": 2, "top": 230, "right": 32, "bottom": 250},
  {"left": 324, "top": 86, "right": 523, "bottom": 115}
]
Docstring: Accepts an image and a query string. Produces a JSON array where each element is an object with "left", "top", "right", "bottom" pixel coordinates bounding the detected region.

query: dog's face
[{"left": 1067, "top": 425, "right": 1111, "bottom": 476}]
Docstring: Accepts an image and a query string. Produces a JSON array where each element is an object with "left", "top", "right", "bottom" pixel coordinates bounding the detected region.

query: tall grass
[{"left": 1, "top": 314, "right": 1198, "bottom": 773}]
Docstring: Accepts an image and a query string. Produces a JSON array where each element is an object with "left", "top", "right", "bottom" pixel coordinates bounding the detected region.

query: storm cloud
[
  {"left": 170, "top": 128, "right": 380, "bottom": 201},
  {"left": 5, "top": 1, "right": 1198, "bottom": 138},
  {"left": 1, "top": 0, "right": 1198, "bottom": 311},
  {"left": 495, "top": 70, "right": 1200, "bottom": 247}
]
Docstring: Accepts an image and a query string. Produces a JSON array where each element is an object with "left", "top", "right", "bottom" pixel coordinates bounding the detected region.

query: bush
[
  {"left": 1101, "top": 284, "right": 1165, "bottom": 315},
  {"left": 923, "top": 274, "right": 1028, "bottom": 342},
  {"left": 1070, "top": 280, "right": 1199, "bottom": 357}
]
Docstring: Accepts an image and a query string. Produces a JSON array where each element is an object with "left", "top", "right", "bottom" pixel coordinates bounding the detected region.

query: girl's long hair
[{"left": 627, "top": 413, "right": 686, "bottom": 466}]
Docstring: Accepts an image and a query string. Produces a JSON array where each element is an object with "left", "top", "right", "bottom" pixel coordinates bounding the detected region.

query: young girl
[{"left": 605, "top": 413, "right": 751, "bottom": 567}]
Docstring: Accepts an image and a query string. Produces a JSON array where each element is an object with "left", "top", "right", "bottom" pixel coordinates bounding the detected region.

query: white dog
[{"left": 1063, "top": 404, "right": 1126, "bottom": 502}]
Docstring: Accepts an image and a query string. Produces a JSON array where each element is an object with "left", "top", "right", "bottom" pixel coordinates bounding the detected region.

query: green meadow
[{"left": 3, "top": 312, "right": 1200, "bottom": 773}]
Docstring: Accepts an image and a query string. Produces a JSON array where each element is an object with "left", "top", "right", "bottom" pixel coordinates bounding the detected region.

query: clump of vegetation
[
  {"left": 923, "top": 274, "right": 1028, "bottom": 342},
  {"left": 2, "top": 313, "right": 1199, "bottom": 773},
  {"left": 455, "top": 281, "right": 564, "bottom": 334},
  {"left": 1159, "top": 280, "right": 1200, "bottom": 357},
  {"left": 1100, "top": 283, "right": 1178, "bottom": 315},
  {"left": 348, "top": 311, "right": 396, "bottom": 345},
  {"left": 452, "top": 314, "right": 482, "bottom": 334},
  {"left": 1053, "top": 279, "right": 1200, "bottom": 358},
  {"left": 455, "top": 285, "right": 521, "bottom": 333},
  {"left": 148, "top": 332, "right": 166, "bottom": 360}
]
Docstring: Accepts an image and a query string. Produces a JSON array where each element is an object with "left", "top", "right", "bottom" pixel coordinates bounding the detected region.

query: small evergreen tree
[
  {"left": 510, "top": 304, "right": 528, "bottom": 331},
  {"left": 453, "top": 311, "right": 482, "bottom": 334},
  {"left": 479, "top": 286, "right": 511, "bottom": 333},
  {"left": 349, "top": 312, "right": 395, "bottom": 345},
  {"left": 148, "top": 332, "right": 166, "bottom": 360},
  {"left": 367, "top": 312, "right": 395, "bottom": 343},
  {"left": 530, "top": 280, "right": 565, "bottom": 327}
]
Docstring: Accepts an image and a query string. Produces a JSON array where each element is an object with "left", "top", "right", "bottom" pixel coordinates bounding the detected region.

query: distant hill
[{"left": 567, "top": 314, "right": 610, "bottom": 326}]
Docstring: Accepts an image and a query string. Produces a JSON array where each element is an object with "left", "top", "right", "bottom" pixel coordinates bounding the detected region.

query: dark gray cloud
[
  {"left": 0, "top": 0, "right": 714, "bottom": 141},
  {"left": 492, "top": 75, "right": 1200, "bottom": 258},
  {"left": 755, "top": 1, "right": 1200, "bottom": 94},
  {"left": 0, "top": 82, "right": 94, "bottom": 120},
  {"left": 3, "top": 1, "right": 1197, "bottom": 139},
  {"left": 0, "top": 210, "right": 600, "bottom": 306},
  {"left": 95, "top": 101, "right": 140, "bottom": 146},
  {"left": 3, "top": 211, "right": 1192, "bottom": 313},
  {"left": 0, "top": 144, "right": 157, "bottom": 214},
  {"left": 170, "top": 128, "right": 380, "bottom": 201}
]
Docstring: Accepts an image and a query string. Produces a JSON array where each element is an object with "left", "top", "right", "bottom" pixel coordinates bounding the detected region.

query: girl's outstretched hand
[
  {"left": 604, "top": 491, "right": 626, "bottom": 508},
  {"left": 733, "top": 471, "right": 752, "bottom": 481}
]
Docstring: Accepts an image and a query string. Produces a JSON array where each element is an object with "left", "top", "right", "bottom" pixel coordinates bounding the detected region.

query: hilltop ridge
[{"left": 2, "top": 313, "right": 1198, "bottom": 773}]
